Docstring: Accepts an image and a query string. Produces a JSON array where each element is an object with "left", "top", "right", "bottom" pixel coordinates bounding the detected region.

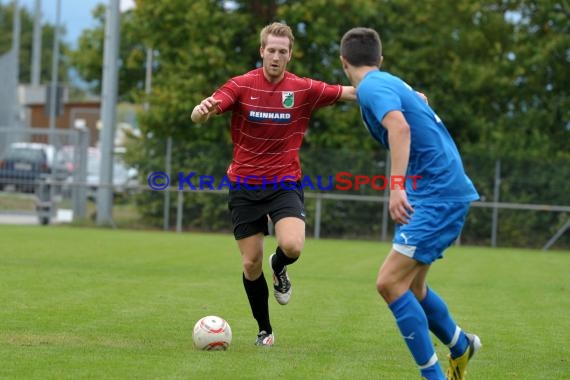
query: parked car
[
  {"left": 0, "top": 142, "right": 54, "bottom": 193},
  {"left": 52, "top": 145, "right": 77, "bottom": 182},
  {"left": 87, "top": 153, "right": 138, "bottom": 201},
  {"left": 63, "top": 149, "right": 139, "bottom": 201}
]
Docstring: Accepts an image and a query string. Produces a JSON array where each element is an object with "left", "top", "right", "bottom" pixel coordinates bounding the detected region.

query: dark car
[{"left": 0, "top": 143, "right": 52, "bottom": 193}]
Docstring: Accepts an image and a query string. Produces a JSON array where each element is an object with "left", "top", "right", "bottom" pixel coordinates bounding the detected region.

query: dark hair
[{"left": 340, "top": 27, "right": 382, "bottom": 67}]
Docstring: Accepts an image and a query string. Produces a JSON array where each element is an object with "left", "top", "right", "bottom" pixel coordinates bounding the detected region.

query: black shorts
[{"left": 228, "top": 182, "right": 305, "bottom": 240}]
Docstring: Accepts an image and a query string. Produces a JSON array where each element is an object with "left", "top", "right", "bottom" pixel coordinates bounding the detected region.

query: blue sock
[
  {"left": 389, "top": 290, "right": 445, "bottom": 380},
  {"left": 419, "top": 287, "right": 469, "bottom": 358}
]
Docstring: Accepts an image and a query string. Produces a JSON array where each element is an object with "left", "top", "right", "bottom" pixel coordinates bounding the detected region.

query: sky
[{"left": 3, "top": 0, "right": 135, "bottom": 47}]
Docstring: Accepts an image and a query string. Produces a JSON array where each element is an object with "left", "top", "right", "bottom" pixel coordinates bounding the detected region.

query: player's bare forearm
[
  {"left": 339, "top": 87, "right": 426, "bottom": 104},
  {"left": 382, "top": 110, "right": 413, "bottom": 224},
  {"left": 339, "top": 86, "right": 356, "bottom": 102},
  {"left": 191, "top": 96, "right": 221, "bottom": 124}
]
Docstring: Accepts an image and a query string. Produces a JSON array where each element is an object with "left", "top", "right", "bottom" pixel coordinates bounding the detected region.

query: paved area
[
  {"left": 0, "top": 210, "right": 71, "bottom": 225},
  {"left": 0, "top": 212, "right": 40, "bottom": 225}
]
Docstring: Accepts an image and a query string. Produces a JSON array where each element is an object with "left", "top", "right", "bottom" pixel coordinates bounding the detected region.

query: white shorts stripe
[{"left": 393, "top": 243, "right": 416, "bottom": 258}]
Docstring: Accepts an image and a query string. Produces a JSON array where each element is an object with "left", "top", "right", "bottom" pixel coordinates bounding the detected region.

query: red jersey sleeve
[
  {"left": 212, "top": 78, "right": 240, "bottom": 114},
  {"left": 307, "top": 79, "right": 343, "bottom": 111}
]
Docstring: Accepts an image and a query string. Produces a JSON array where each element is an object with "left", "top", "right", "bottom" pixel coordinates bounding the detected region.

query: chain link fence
[
  {"left": 0, "top": 127, "right": 89, "bottom": 224},
  {"left": 1, "top": 130, "right": 568, "bottom": 250},
  {"left": 126, "top": 139, "right": 569, "bottom": 250}
]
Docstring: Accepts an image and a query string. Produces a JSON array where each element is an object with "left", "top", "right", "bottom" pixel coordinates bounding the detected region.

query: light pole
[
  {"left": 12, "top": 0, "right": 20, "bottom": 87},
  {"left": 31, "top": 0, "right": 42, "bottom": 86},
  {"left": 96, "top": 0, "right": 120, "bottom": 226},
  {"left": 48, "top": 0, "right": 61, "bottom": 141}
]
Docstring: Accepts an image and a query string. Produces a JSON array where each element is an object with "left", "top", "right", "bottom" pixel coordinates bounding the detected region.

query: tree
[
  {"left": 0, "top": 2, "right": 70, "bottom": 85},
  {"left": 122, "top": 0, "right": 252, "bottom": 229},
  {"left": 109, "top": 0, "right": 567, "bottom": 246},
  {"left": 500, "top": 0, "right": 570, "bottom": 156},
  {"left": 69, "top": 0, "right": 569, "bottom": 157},
  {"left": 68, "top": 4, "right": 147, "bottom": 102}
]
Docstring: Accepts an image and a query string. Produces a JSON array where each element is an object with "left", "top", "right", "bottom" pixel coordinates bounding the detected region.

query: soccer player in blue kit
[{"left": 339, "top": 27, "right": 481, "bottom": 380}]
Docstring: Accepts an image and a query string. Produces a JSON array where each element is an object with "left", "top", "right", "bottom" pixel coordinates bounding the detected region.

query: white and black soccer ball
[{"left": 192, "top": 315, "right": 232, "bottom": 351}]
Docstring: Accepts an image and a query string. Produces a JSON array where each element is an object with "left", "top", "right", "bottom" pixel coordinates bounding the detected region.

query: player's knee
[
  {"left": 410, "top": 283, "right": 426, "bottom": 300},
  {"left": 376, "top": 276, "right": 397, "bottom": 302},
  {"left": 242, "top": 256, "right": 262, "bottom": 277},
  {"left": 376, "top": 277, "right": 389, "bottom": 297},
  {"left": 279, "top": 239, "right": 304, "bottom": 259}
]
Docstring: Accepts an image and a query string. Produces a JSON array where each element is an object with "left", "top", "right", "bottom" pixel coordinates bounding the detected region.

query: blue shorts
[{"left": 392, "top": 202, "right": 471, "bottom": 264}]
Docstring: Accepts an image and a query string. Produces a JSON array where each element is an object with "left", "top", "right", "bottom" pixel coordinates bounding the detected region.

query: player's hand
[
  {"left": 389, "top": 189, "right": 414, "bottom": 225},
  {"left": 195, "top": 97, "right": 221, "bottom": 115},
  {"left": 192, "top": 97, "right": 221, "bottom": 123}
]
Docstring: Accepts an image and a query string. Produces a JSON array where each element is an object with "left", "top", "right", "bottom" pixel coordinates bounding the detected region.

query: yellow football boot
[{"left": 446, "top": 333, "right": 482, "bottom": 380}]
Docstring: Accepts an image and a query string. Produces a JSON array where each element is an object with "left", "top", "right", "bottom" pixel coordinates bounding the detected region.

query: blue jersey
[{"left": 357, "top": 70, "right": 479, "bottom": 203}]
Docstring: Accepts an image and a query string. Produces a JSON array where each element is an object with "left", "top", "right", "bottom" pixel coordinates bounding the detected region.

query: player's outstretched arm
[
  {"left": 191, "top": 96, "right": 221, "bottom": 124},
  {"left": 339, "top": 86, "right": 357, "bottom": 102},
  {"left": 339, "top": 86, "right": 427, "bottom": 104}
]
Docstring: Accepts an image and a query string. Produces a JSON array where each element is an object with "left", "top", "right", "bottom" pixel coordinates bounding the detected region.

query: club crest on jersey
[{"left": 282, "top": 92, "right": 294, "bottom": 108}]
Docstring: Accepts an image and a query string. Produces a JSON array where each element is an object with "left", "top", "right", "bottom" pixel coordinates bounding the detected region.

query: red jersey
[{"left": 213, "top": 68, "right": 342, "bottom": 184}]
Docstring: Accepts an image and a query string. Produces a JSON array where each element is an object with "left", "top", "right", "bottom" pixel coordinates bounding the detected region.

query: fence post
[
  {"left": 163, "top": 137, "right": 172, "bottom": 230},
  {"left": 72, "top": 124, "right": 89, "bottom": 220},
  {"left": 491, "top": 159, "right": 501, "bottom": 247},
  {"left": 176, "top": 190, "right": 183, "bottom": 233},
  {"left": 542, "top": 219, "right": 570, "bottom": 251},
  {"left": 314, "top": 195, "right": 322, "bottom": 239}
]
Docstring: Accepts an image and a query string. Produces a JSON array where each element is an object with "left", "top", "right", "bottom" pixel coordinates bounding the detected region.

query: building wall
[{"left": 27, "top": 102, "right": 101, "bottom": 146}]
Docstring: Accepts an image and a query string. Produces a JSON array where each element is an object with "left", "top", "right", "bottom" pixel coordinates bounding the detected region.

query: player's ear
[
  {"left": 379, "top": 55, "right": 384, "bottom": 68},
  {"left": 340, "top": 56, "right": 348, "bottom": 70},
  {"left": 259, "top": 46, "right": 264, "bottom": 58}
]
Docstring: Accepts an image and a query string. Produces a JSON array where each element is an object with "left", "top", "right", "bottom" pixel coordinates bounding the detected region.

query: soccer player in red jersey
[{"left": 191, "top": 22, "right": 356, "bottom": 346}]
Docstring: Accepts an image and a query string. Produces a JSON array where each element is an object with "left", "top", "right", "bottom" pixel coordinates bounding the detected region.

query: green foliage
[
  {"left": 68, "top": 5, "right": 147, "bottom": 101},
  {"left": 276, "top": 0, "right": 381, "bottom": 149},
  {"left": 67, "top": 0, "right": 569, "bottom": 247},
  {"left": 502, "top": 0, "right": 570, "bottom": 155},
  {"left": 70, "top": 0, "right": 569, "bottom": 155},
  {"left": 0, "top": 2, "right": 70, "bottom": 84},
  {"left": 121, "top": 0, "right": 249, "bottom": 226}
]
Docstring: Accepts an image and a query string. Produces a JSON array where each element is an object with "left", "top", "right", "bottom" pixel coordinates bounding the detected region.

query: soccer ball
[{"left": 192, "top": 315, "right": 232, "bottom": 351}]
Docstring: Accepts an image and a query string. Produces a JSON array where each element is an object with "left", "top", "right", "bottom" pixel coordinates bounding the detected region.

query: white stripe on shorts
[{"left": 393, "top": 243, "right": 417, "bottom": 258}]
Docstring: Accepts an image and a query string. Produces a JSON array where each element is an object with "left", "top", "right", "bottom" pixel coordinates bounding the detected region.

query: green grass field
[{"left": 1, "top": 226, "right": 569, "bottom": 379}]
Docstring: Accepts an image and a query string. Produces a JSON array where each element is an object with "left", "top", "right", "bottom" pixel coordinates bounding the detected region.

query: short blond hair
[{"left": 260, "top": 22, "right": 295, "bottom": 50}]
